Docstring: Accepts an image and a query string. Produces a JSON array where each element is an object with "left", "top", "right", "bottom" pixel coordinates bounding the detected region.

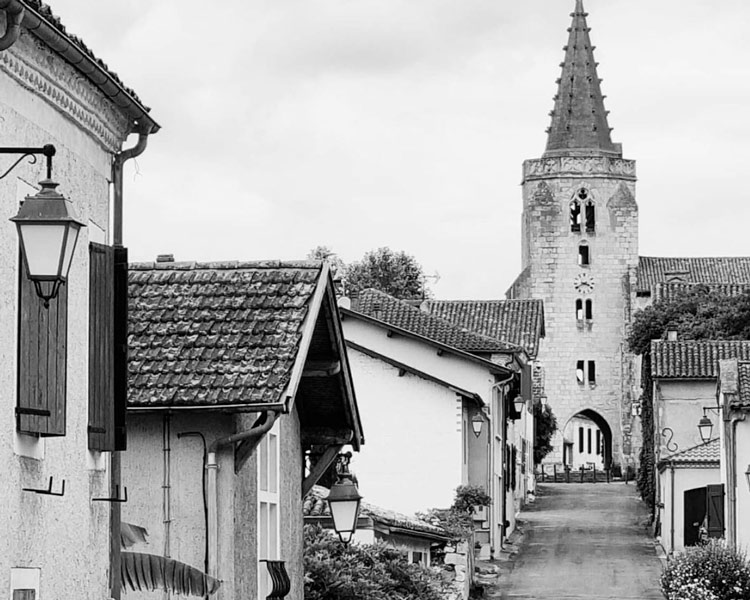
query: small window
[
  {"left": 411, "top": 551, "right": 424, "bottom": 565},
  {"left": 596, "top": 430, "right": 602, "bottom": 455},
  {"left": 578, "top": 427, "right": 584, "bottom": 453},
  {"left": 585, "top": 201, "right": 595, "bottom": 233},
  {"left": 570, "top": 200, "right": 582, "bottom": 232},
  {"left": 576, "top": 299, "right": 584, "bottom": 321},
  {"left": 576, "top": 360, "right": 585, "bottom": 384},
  {"left": 587, "top": 428, "right": 592, "bottom": 454},
  {"left": 588, "top": 361, "right": 596, "bottom": 385},
  {"left": 585, "top": 299, "right": 593, "bottom": 320},
  {"left": 578, "top": 243, "right": 590, "bottom": 266}
]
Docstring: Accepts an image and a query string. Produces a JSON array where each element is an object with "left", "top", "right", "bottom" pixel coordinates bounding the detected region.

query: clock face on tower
[{"left": 574, "top": 272, "right": 595, "bottom": 294}]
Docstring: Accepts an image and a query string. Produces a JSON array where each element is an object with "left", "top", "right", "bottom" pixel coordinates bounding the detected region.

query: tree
[
  {"left": 306, "top": 245, "right": 346, "bottom": 277},
  {"left": 345, "top": 247, "right": 430, "bottom": 300},
  {"left": 534, "top": 402, "right": 558, "bottom": 464}
]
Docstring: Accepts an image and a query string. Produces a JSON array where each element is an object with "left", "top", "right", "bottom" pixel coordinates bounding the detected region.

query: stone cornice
[
  {"left": 523, "top": 155, "right": 636, "bottom": 183},
  {"left": 0, "top": 32, "right": 130, "bottom": 151}
]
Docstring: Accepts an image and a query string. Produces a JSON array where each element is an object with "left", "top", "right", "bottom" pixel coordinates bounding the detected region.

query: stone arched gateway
[{"left": 561, "top": 409, "right": 614, "bottom": 469}]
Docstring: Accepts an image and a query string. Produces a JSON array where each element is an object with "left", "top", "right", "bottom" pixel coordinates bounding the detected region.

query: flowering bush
[
  {"left": 303, "top": 524, "right": 444, "bottom": 600},
  {"left": 661, "top": 540, "right": 750, "bottom": 600}
]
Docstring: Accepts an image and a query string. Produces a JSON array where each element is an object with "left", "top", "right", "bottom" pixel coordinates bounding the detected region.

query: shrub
[
  {"left": 303, "top": 524, "right": 444, "bottom": 600},
  {"left": 661, "top": 540, "right": 750, "bottom": 600}
]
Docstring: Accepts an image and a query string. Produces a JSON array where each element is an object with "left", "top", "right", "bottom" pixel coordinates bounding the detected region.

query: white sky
[{"left": 49, "top": 0, "right": 750, "bottom": 299}]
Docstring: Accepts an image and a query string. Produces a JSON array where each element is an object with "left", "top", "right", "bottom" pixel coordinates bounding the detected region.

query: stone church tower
[{"left": 507, "top": 0, "right": 639, "bottom": 467}]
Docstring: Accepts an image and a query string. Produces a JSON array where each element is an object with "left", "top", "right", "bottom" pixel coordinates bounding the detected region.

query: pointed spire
[{"left": 544, "top": 0, "right": 620, "bottom": 157}]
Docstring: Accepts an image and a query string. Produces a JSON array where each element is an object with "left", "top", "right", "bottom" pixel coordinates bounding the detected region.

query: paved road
[{"left": 493, "top": 483, "right": 663, "bottom": 599}]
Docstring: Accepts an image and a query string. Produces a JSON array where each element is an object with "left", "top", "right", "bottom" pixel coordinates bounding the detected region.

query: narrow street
[{"left": 492, "top": 483, "right": 663, "bottom": 599}]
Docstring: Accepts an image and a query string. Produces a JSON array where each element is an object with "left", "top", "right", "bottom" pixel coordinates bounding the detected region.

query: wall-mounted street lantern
[
  {"left": 2, "top": 145, "right": 85, "bottom": 307},
  {"left": 513, "top": 395, "right": 526, "bottom": 415},
  {"left": 471, "top": 412, "right": 484, "bottom": 438},
  {"left": 327, "top": 470, "right": 362, "bottom": 545},
  {"left": 697, "top": 414, "right": 714, "bottom": 444},
  {"left": 11, "top": 180, "right": 85, "bottom": 306}
]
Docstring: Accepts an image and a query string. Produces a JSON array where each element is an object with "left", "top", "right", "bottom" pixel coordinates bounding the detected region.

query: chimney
[
  {"left": 667, "top": 330, "right": 678, "bottom": 341},
  {"left": 156, "top": 254, "right": 174, "bottom": 263}
]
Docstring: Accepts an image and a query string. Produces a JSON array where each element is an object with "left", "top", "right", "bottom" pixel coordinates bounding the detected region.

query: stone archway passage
[{"left": 562, "top": 409, "right": 614, "bottom": 470}]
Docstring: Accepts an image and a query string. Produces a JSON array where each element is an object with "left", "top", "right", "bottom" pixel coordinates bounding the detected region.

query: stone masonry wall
[{"left": 519, "top": 166, "right": 639, "bottom": 467}]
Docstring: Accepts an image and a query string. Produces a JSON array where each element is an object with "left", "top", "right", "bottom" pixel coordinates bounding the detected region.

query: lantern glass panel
[
  {"left": 698, "top": 418, "right": 713, "bottom": 443},
  {"left": 60, "top": 225, "right": 81, "bottom": 279},
  {"left": 19, "top": 224, "right": 66, "bottom": 276},
  {"left": 329, "top": 499, "right": 360, "bottom": 537}
]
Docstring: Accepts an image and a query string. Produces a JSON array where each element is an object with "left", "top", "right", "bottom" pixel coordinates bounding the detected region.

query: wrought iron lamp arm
[{"left": 0, "top": 144, "right": 56, "bottom": 180}]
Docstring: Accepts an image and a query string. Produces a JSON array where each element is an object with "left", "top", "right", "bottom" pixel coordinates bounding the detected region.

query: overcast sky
[{"left": 50, "top": 0, "right": 750, "bottom": 299}]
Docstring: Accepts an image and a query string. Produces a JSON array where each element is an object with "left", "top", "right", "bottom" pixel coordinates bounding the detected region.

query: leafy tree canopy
[
  {"left": 627, "top": 287, "right": 750, "bottom": 355},
  {"left": 534, "top": 402, "right": 558, "bottom": 465},
  {"left": 307, "top": 245, "right": 431, "bottom": 300}
]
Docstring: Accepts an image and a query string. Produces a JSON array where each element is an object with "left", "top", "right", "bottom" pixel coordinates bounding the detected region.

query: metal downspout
[
  {"left": 112, "top": 132, "right": 149, "bottom": 246},
  {"left": 206, "top": 411, "right": 279, "bottom": 580},
  {"left": 725, "top": 414, "right": 746, "bottom": 547},
  {"left": 0, "top": 0, "right": 24, "bottom": 51},
  {"left": 670, "top": 465, "right": 675, "bottom": 554}
]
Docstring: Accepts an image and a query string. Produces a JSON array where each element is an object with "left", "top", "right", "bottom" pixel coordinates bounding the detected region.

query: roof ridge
[{"left": 129, "top": 259, "right": 323, "bottom": 271}]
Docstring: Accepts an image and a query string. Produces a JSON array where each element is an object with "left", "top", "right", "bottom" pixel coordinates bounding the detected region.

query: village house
[
  {"left": 123, "top": 259, "right": 363, "bottom": 600},
  {"left": 0, "top": 1, "right": 158, "bottom": 598},
  {"left": 339, "top": 289, "right": 535, "bottom": 558},
  {"left": 716, "top": 359, "right": 750, "bottom": 550}
]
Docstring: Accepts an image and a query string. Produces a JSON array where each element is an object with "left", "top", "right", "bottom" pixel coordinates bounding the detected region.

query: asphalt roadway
[{"left": 492, "top": 483, "right": 664, "bottom": 600}]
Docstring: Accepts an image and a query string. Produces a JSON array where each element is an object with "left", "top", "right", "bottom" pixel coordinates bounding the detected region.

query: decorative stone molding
[
  {"left": 523, "top": 155, "right": 636, "bottom": 182},
  {"left": 0, "top": 32, "right": 130, "bottom": 151}
]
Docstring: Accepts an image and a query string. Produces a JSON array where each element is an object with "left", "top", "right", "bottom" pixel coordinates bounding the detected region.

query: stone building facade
[{"left": 506, "top": 0, "right": 639, "bottom": 467}]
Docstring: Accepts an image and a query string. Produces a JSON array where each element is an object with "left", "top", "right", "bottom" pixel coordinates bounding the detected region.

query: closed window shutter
[
  {"left": 89, "top": 242, "right": 115, "bottom": 450},
  {"left": 17, "top": 256, "right": 68, "bottom": 436},
  {"left": 113, "top": 246, "right": 128, "bottom": 451},
  {"left": 706, "top": 484, "right": 725, "bottom": 539}
]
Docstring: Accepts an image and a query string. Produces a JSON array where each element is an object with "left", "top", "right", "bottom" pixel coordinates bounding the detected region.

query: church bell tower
[{"left": 511, "top": 0, "right": 639, "bottom": 467}]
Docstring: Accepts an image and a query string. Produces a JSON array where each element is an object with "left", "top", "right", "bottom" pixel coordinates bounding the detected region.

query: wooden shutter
[
  {"left": 113, "top": 246, "right": 128, "bottom": 451},
  {"left": 521, "top": 363, "right": 532, "bottom": 402},
  {"left": 706, "top": 484, "right": 725, "bottom": 539},
  {"left": 88, "top": 243, "right": 129, "bottom": 451},
  {"left": 89, "top": 243, "right": 115, "bottom": 450},
  {"left": 17, "top": 256, "right": 68, "bottom": 436}
]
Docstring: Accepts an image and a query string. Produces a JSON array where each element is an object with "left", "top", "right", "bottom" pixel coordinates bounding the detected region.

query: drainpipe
[
  {"left": 669, "top": 465, "right": 675, "bottom": 554},
  {"left": 206, "top": 411, "right": 279, "bottom": 580},
  {"left": 0, "top": 0, "right": 24, "bottom": 51},
  {"left": 112, "top": 131, "right": 149, "bottom": 246},
  {"left": 725, "top": 414, "right": 746, "bottom": 547}
]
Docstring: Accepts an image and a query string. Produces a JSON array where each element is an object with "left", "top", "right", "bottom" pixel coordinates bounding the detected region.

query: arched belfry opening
[{"left": 561, "top": 409, "right": 613, "bottom": 469}]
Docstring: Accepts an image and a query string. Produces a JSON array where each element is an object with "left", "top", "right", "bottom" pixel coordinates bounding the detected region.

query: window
[
  {"left": 585, "top": 299, "right": 593, "bottom": 320},
  {"left": 578, "top": 427, "right": 584, "bottom": 453},
  {"left": 596, "top": 430, "right": 602, "bottom": 455},
  {"left": 578, "top": 243, "right": 590, "bottom": 266},
  {"left": 587, "top": 428, "right": 592, "bottom": 454},
  {"left": 585, "top": 201, "right": 595, "bottom": 232},
  {"left": 576, "top": 299, "right": 583, "bottom": 321},
  {"left": 411, "top": 551, "right": 424, "bottom": 565},
  {"left": 570, "top": 200, "right": 582, "bottom": 232},
  {"left": 576, "top": 361, "right": 596, "bottom": 385},
  {"left": 258, "top": 422, "right": 280, "bottom": 598}
]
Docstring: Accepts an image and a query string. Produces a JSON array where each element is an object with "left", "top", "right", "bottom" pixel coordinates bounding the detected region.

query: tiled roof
[
  {"left": 654, "top": 282, "right": 750, "bottom": 303},
  {"left": 659, "top": 439, "right": 720, "bottom": 468},
  {"left": 734, "top": 362, "right": 750, "bottom": 410},
  {"left": 651, "top": 340, "right": 750, "bottom": 380},
  {"left": 128, "top": 260, "right": 322, "bottom": 408},
  {"left": 637, "top": 257, "right": 750, "bottom": 294},
  {"left": 354, "top": 290, "right": 521, "bottom": 354},
  {"left": 423, "top": 299, "right": 544, "bottom": 358},
  {"left": 303, "top": 486, "right": 449, "bottom": 539}
]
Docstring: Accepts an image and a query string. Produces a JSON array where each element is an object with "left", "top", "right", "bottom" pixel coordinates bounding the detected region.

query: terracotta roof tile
[
  {"left": 655, "top": 282, "right": 750, "bottom": 303},
  {"left": 423, "top": 299, "right": 544, "bottom": 358},
  {"left": 355, "top": 290, "right": 521, "bottom": 354},
  {"left": 128, "top": 261, "right": 322, "bottom": 408},
  {"left": 660, "top": 438, "right": 720, "bottom": 467},
  {"left": 637, "top": 257, "right": 750, "bottom": 294},
  {"left": 651, "top": 340, "right": 750, "bottom": 379},
  {"left": 303, "top": 486, "right": 449, "bottom": 539},
  {"left": 734, "top": 362, "right": 750, "bottom": 410}
]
